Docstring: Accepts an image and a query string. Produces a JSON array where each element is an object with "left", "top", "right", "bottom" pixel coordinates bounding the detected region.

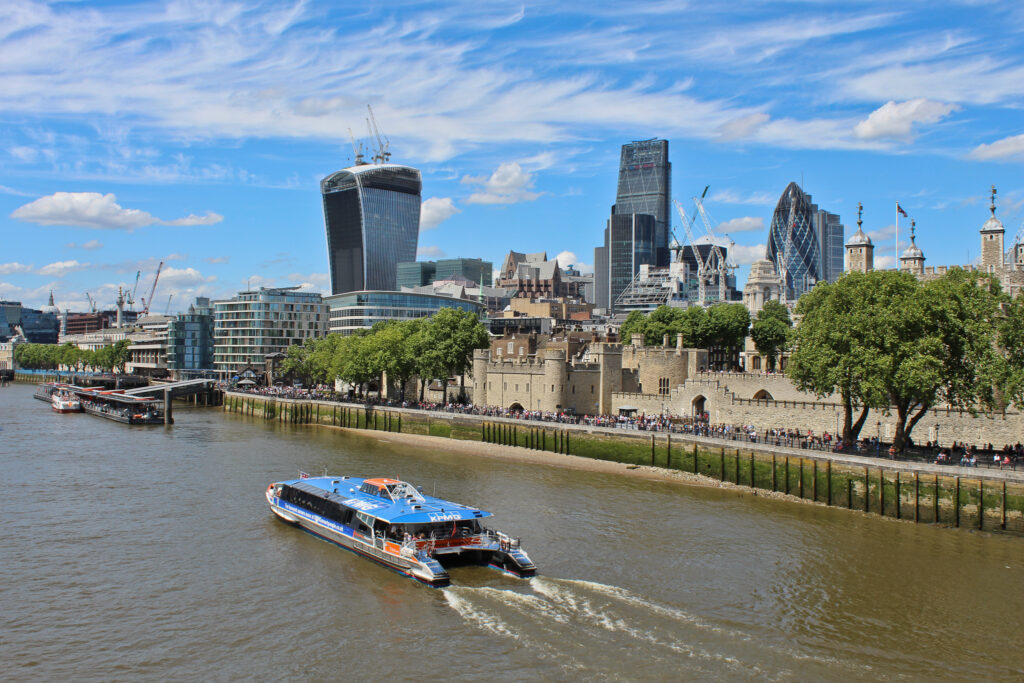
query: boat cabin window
[{"left": 279, "top": 485, "right": 354, "bottom": 526}]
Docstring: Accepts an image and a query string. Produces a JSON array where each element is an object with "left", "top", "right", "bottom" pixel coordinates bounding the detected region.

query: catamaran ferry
[{"left": 266, "top": 475, "right": 536, "bottom": 587}]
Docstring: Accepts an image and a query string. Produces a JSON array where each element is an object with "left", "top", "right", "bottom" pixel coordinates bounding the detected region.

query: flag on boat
[
  {"left": 299, "top": 471, "right": 310, "bottom": 479},
  {"left": 896, "top": 203, "right": 908, "bottom": 217}
]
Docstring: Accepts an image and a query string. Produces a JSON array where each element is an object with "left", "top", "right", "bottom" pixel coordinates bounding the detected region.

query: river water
[{"left": 2, "top": 382, "right": 1022, "bottom": 681}]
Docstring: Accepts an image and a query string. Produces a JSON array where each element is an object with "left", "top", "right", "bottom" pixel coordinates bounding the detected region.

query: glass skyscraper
[
  {"left": 321, "top": 164, "right": 422, "bottom": 295},
  {"left": 767, "top": 182, "right": 843, "bottom": 301},
  {"left": 606, "top": 213, "right": 657, "bottom": 310},
  {"left": 614, "top": 139, "right": 671, "bottom": 267}
]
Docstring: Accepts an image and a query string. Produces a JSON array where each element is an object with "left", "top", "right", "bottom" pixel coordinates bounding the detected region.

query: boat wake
[{"left": 443, "top": 576, "right": 873, "bottom": 680}]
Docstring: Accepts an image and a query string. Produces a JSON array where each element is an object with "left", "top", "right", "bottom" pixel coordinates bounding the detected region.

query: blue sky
[{"left": 1, "top": 0, "right": 1022, "bottom": 313}]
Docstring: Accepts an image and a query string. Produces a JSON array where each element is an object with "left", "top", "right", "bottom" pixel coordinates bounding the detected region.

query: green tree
[
  {"left": 706, "top": 303, "right": 750, "bottom": 370},
  {"left": 331, "top": 331, "right": 376, "bottom": 398},
  {"left": 749, "top": 300, "right": 792, "bottom": 372},
  {"left": 374, "top": 319, "right": 423, "bottom": 402},
  {"left": 619, "top": 310, "right": 648, "bottom": 345},
  {"left": 421, "top": 308, "right": 489, "bottom": 403}
]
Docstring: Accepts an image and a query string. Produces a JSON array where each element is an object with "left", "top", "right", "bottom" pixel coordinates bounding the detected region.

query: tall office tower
[
  {"left": 814, "top": 209, "right": 845, "bottom": 284},
  {"left": 321, "top": 164, "right": 422, "bottom": 295},
  {"left": 767, "top": 182, "right": 843, "bottom": 302},
  {"left": 601, "top": 213, "right": 657, "bottom": 311},
  {"left": 614, "top": 139, "right": 671, "bottom": 266}
]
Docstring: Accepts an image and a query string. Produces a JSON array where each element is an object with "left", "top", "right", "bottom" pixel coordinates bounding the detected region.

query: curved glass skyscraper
[
  {"left": 321, "top": 164, "right": 422, "bottom": 295},
  {"left": 767, "top": 182, "right": 842, "bottom": 301}
]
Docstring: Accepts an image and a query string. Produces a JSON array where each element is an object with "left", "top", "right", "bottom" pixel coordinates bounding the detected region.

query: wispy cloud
[
  {"left": 711, "top": 189, "right": 775, "bottom": 206},
  {"left": 717, "top": 217, "right": 765, "bottom": 233},
  {"left": 37, "top": 260, "right": 91, "bottom": 276},
  {"left": 65, "top": 239, "right": 104, "bottom": 250},
  {"left": 0, "top": 262, "right": 34, "bottom": 275},
  {"left": 417, "top": 245, "right": 446, "bottom": 259},
  {"left": 730, "top": 243, "right": 767, "bottom": 266}
]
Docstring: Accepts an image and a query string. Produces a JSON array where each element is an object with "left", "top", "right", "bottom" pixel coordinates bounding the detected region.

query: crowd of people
[{"left": 225, "top": 383, "right": 1019, "bottom": 470}]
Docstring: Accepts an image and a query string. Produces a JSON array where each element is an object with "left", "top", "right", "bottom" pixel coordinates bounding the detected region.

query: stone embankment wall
[
  {"left": 613, "top": 374, "right": 1024, "bottom": 447},
  {"left": 222, "top": 392, "right": 1024, "bottom": 536}
]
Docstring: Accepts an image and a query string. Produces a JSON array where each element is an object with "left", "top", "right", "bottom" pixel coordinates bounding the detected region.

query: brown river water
[{"left": 2, "top": 382, "right": 1022, "bottom": 681}]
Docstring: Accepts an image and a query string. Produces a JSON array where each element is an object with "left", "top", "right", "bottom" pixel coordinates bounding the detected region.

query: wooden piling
[
  {"left": 864, "top": 467, "right": 870, "bottom": 513},
  {"left": 798, "top": 459, "right": 804, "bottom": 499},
  {"left": 1001, "top": 482, "right": 1007, "bottom": 531},
  {"left": 978, "top": 480, "right": 984, "bottom": 531},
  {"left": 914, "top": 472, "right": 919, "bottom": 523},
  {"left": 826, "top": 461, "right": 832, "bottom": 506},
  {"left": 750, "top": 452, "right": 755, "bottom": 489},
  {"left": 847, "top": 479, "right": 853, "bottom": 510},
  {"left": 720, "top": 448, "right": 725, "bottom": 482},
  {"left": 880, "top": 469, "right": 885, "bottom": 517},
  {"left": 735, "top": 449, "right": 740, "bottom": 485},
  {"left": 785, "top": 456, "right": 790, "bottom": 495},
  {"left": 812, "top": 460, "right": 818, "bottom": 502},
  {"left": 693, "top": 444, "right": 699, "bottom": 474},
  {"left": 954, "top": 476, "right": 960, "bottom": 527},
  {"left": 771, "top": 454, "right": 776, "bottom": 491},
  {"left": 934, "top": 475, "right": 940, "bottom": 524},
  {"left": 651, "top": 434, "right": 655, "bottom": 466}
]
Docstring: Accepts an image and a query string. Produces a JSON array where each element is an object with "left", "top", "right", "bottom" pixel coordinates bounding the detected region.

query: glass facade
[
  {"left": 815, "top": 209, "right": 845, "bottom": 285},
  {"left": 213, "top": 288, "right": 326, "bottom": 374},
  {"left": 325, "top": 290, "right": 484, "bottom": 336},
  {"left": 321, "top": 164, "right": 422, "bottom": 295},
  {"left": 614, "top": 139, "right": 671, "bottom": 267},
  {"left": 608, "top": 214, "right": 656, "bottom": 311},
  {"left": 767, "top": 182, "right": 823, "bottom": 301},
  {"left": 167, "top": 297, "right": 214, "bottom": 371}
]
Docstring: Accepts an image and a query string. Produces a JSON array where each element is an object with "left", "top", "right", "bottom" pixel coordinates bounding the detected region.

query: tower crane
[
  {"left": 128, "top": 270, "right": 141, "bottom": 310},
  {"left": 141, "top": 261, "right": 163, "bottom": 316},
  {"left": 694, "top": 196, "right": 736, "bottom": 303},
  {"left": 85, "top": 292, "right": 96, "bottom": 313},
  {"left": 348, "top": 128, "right": 365, "bottom": 165},
  {"left": 366, "top": 104, "right": 390, "bottom": 164},
  {"left": 673, "top": 197, "right": 709, "bottom": 306},
  {"left": 165, "top": 294, "right": 173, "bottom": 314}
]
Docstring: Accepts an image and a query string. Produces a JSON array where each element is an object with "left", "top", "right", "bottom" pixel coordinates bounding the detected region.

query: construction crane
[
  {"left": 672, "top": 197, "right": 709, "bottom": 306},
  {"left": 164, "top": 294, "right": 173, "bottom": 314},
  {"left": 347, "top": 128, "right": 365, "bottom": 166},
  {"left": 693, "top": 195, "right": 736, "bottom": 303},
  {"left": 128, "top": 270, "right": 141, "bottom": 310},
  {"left": 366, "top": 104, "right": 390, "bottom": 164},
  {"left": 85, "top": 292, "right": 96, "bottom": 313},
  {"left": 141, "top": 261, "right": 164, "bottom": 316}
]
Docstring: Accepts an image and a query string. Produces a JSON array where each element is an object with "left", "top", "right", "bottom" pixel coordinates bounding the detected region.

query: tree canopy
[
  {"left": 788, "top": 268, "right": 1018, "bottom": 450},
  {"left": 749, "top": 300, "right": 792, "bottom": 372},
  {"left": 619, "top": 303, "right": 749, "bottom": 369}
]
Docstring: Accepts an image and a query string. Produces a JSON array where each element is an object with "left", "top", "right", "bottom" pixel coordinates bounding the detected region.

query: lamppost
[{"left": 876, "top": 421, "right": 881, "bottom": 456}]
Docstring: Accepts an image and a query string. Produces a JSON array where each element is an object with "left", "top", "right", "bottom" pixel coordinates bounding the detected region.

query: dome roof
[
  {"left": 981, "top": 215, "right": 1004, "bottom": 233},
  {"left": 845, "top": 228, "right": 872, "bottom": 247},
  {"left": 901, "top": 239, "right": 924, "bottom": 260}
]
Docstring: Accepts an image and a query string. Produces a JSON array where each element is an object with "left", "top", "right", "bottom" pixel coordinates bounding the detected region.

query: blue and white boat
[{"left": 266, "top": 475, "right": 536, "bottom": 587}]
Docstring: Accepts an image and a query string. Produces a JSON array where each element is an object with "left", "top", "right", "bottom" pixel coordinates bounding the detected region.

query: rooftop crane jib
[
  {"left": 142, "top": 261, "right": 163, "bottom": 316},
  {"left": 366, "top": 104, "right": 390, "bottom": 165},
  {"left": 694, "top": 196, "right": 735, "bottom": 303},
  {"left": 673, "top": 199, "right": 707, "bottom": 306}
]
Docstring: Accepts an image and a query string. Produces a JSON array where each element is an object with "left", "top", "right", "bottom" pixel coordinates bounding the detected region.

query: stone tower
[
  {"left": 899, "top": 220, "right": 925, "bottom": 276},
  {"left": 743, "top": 257, "right": 784, "bottom": 314},
  {"left": 845, "top": 202, "right": 874, "bottom": 273},
  {"left": 980, "top": 185, "right": 1004, "bottom": 274},
  {"left": 472, "top": 348, "right": 490, "bottom": 406},
  {"left": 543, "top": 348, "right": 568, "bottom": 412}
]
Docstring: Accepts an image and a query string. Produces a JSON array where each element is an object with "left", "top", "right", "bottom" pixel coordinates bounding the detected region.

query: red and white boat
[{"left": 52, "top": 390, "right": 82, "bottom": 413}]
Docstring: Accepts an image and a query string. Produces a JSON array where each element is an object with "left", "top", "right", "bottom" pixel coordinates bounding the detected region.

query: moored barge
[{"left": 266, "top": 475, "right": 536, "bottom": 587}]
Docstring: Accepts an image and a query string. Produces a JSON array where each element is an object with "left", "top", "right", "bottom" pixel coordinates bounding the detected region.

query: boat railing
[{"left": 483, "top": 529, "right": 520, "bottom": 551}]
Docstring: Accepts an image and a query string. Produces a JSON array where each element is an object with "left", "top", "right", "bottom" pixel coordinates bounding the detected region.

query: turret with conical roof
[{"left": 846, "top": 203, "right": 874, "bottom": 273}]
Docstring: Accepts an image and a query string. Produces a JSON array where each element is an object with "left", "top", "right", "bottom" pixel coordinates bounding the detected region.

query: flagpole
[{"left": 895, "top": 201, "right": 899, "bottom": 270}]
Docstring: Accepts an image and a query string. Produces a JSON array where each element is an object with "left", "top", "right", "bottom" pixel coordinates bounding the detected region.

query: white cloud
[
  {"left": 0, "top": 281, "right": 57, "bottom": 306},
  {"left": 554, "top": 250, "right": 593, "bottom": 274},
  {"left": 65, "top": 239, "right": 104, "bottom": 250},
  {"left": 853, "top": 99, "right": 959, "bottom": 141},
  {"left": 37, "top": 260, "right": 91, "bottom": 276},
  {"left": 10, "top": 146, "right": 37, "bottom": 162},
  {"left": 245, "top": 275, "right": 277, "bottom": 290},
  {"left": 162, "top": 212, "right": 224, "bottom": 226},
  {"left": 717, "top": 217, "right": 764, "bottom": 233},
  {"left": 729, "top": 244, "right": 767, "bottom": 266},
  {"left": 874, "top": 255, "right": 897, "bottom": 269},
  {"left": 417, "top": 246, "right": 446, "bottom": 259},
  {"left": 867, "top": 224, "right": 896, "bottom": 241},
  {"left": 0, "top": 262, "right": 34, "bottom": 275},
  {"left": 420, "top": 197, "right": 460, "bottom": 230},
  {"left": 710, "top": 190, "right": 775, "bottom": 206},
  {"left": 286, "top": 272, "right": 330, "bottom": 293},
  {"left": 970, "top": 133, "right": 1024, "bottom": 161},
  {"left": 204, "top": 256, "right": 230, "bottom": 264},
  {"left": 0, "top": 184, "right": 33, "bottom": 197},
  {"left": 462, "top": 162, "right": 542, "bottom": 205},
  {"left": 157, "top": 267, "right": 216, "bottom": 288},
  {"left": 10, "top": 192, "right": 222, "bottom": 230},
  {"left": 715, "top": 113, "right": 770, "bottom": 141},
  {"left": 845, "top": 58, "right": 1024, "bottom": 107}
]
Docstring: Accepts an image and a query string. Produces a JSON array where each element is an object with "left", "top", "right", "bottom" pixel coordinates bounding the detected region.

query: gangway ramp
[{"left": 122, "top": 378, "right": 218, "bottom": 399}]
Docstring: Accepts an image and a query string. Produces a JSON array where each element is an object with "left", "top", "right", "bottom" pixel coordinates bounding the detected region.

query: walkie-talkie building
[
  {"left": 614, "top": 139, "right": 671, "bottom": 267},
  {"left": 321, "top": 164, "right": 422, "bottom": 295}
]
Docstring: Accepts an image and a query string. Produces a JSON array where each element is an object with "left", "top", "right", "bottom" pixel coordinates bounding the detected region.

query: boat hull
[{"left": 267, "top": 492, "right": 450, "bottom": 586}]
